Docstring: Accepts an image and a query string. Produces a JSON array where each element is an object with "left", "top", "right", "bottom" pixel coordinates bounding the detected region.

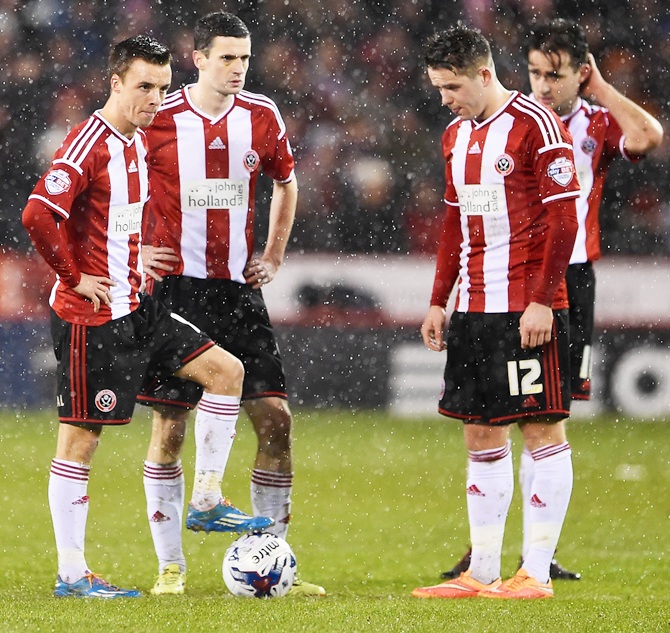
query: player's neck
[
  {"left": 477, "top": 84, "right": 513, "bottom": 122},
  {"left": 98, "top": 103, "right": 137, "bottom": 139},
  {"left": 189, "top": 83, "right": 235, "bottom": 117}
]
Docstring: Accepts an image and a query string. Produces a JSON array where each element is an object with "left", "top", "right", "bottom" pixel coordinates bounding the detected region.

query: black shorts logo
[{"left": 95, "top": 389, "right": 117, "bottom": 412}]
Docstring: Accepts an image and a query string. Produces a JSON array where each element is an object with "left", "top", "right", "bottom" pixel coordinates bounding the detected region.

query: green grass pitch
[{"left": 0, "top": 407, "right": 668, "bottom": 632}]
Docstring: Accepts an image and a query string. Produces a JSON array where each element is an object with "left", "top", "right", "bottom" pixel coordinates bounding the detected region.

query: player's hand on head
[
  {"left": 73, "top": 273, "right": 117, "bottom": 313},
  {"left": 421, "top": 305, "right": 447, "bottom": 351},
  {"left": 244, "top": 257, "right": 277, "bottom": 288},
  {"left": 579, "top": 54, "right": 603, "bottom": 100},
  {"left": 519, "top": 302, "right": 554, "bottom": 349},
  {"left": 142, "top": 245, "right": 179, "bottom": 281}
]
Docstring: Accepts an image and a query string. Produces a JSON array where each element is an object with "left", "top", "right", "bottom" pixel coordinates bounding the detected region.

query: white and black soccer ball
[{"left": 222, "top": 532, "right": 297, "bottom": 598}]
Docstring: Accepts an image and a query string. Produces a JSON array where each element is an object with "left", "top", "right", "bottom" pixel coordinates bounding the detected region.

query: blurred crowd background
[{"left": 0, "top": 0, "right": 668, "bottom": 257}]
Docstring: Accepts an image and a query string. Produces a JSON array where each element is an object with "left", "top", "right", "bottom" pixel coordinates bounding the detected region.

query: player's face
[
  {"left": 112, "top": 59, "right": 171, "bottom": 133},
  {"left": 195, "top": 36, "right": 251, "bottom": 96},
  {"left": 527, "top": 49, "right": 584, "bottom": 117},
  {"left": 427, "top": 66, "right": 488, "bottom": 122}
]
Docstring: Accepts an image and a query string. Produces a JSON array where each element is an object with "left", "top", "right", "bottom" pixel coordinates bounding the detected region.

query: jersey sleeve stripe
[
  {"left": 538, "top": 142, "right": 573, "bottom": 155},
  {"left": 543, "top": 190, "right": 580, "bottom": 204},
  {"left": 28, "top": 194, "right": 70, "bottom": 219},
  {"left": 238, "top": 90, "right": 287, "bottom": 138},
  {"left": 53, "top": 158, "right": 84, "bottom": 175},
  {"left": 275, "top": 171, "right": 295, "bottom": 184},
  {"left": 512, "top": 97, "right": 563, "bottom": 147},
  {"left": 61, "top": 118, "right": 100, "bottom": 164},
  {"left": 63, "top": 120, "right": 106, "bottom": 167},
  {"left": 159, "top": 89, "right": 185, "bottom": 111},
  {"left": 516, "top": 94, "right": 565, "bottom": 138}
]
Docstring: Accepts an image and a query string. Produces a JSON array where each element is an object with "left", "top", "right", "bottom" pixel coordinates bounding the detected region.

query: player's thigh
[
  {"left": 438, "top": 311, "right": 481, "bottom": 420},
  {"left": 175, "top": 344, "right": 244, "bottom": 391},
  {"left": 468, "top": 311, "right": 570, "bottom": 425},
  {"left": 50, "top": 310, "right": 150, "bottom": 423}
]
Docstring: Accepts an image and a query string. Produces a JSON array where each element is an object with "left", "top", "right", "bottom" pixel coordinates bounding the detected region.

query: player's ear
[
  {"left": 193, "top": 49, "right": 205, "bottom": 70},
  {"left": 110, "top": 73, "right": 122, "bottom": 93},
  {"left": 479, "top": 66, "right": 493, "bottom": 86},
  {"left": 578, "top": 62, "right": 591, "bottom": 87}
]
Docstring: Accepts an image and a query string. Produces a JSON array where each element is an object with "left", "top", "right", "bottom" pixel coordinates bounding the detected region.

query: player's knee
[
  {"left": 203, "top": 348, "right": 244, "bottom": 393},
  {"left": 224, "top": 355, "right": 245, "bottom": 389}
]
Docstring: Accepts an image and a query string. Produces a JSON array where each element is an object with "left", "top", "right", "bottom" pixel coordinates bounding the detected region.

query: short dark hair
[
  {"left": 108, "top": 35, "right": 171, "bottom": 79},
  {"left": 194, "top": 11, "right": 250, "bottom": 55},
  {"left": 527, "top": 19, "right": 589, "bottom": 69},
  {"left": 425, "top": 25, "right": 492, "bottom": 76}
]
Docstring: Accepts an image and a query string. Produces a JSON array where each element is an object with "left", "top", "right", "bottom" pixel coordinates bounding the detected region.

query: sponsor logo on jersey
[
  {"left": 494, "top": 153, "right": 514, "bottom": 176},
  {"left": 108, "top": 202, "right": 143, "bottom": 236},
  {"left": 547, "top": 156, "right": 576, "bottom": 186},
  {"left": 456, "top": 184, "right": 507, "bottom": 215},
  {"left": 182, "top": 179, "right": 249, "bottom": 210},
  {"left": 95, "top": 389, "right": 117, "bottom": 412},
  {"left": 243, "top": 149, "right": 260, "bottom": 172},
  {"left": 581, "top": 136, "right": 597, "bottom": 154},
  {"left": 128, "top": 159, "right": 138, "bottom": 173},
  {"left": 468, "top": 141, "right": 482, "bottom": 155},
  {"left": 45, "top": 168, "right": 72, "bottom": 195},
  {"left": 208, "top": 136, "right": 226, "bottom": 150}
]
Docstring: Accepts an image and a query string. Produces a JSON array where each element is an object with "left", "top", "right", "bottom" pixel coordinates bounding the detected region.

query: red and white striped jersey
[
  {"left": 434, "top": 91, "right": 580, "bottom": 313},
  {"left": 144, "top": 86, "right": 295, "bottom": 281},
  {"left": 557, "top": 97, "right": 642, "bottom": 264},
  {"left": 28, "top": 112, "right": 148, "bottom": 325}
]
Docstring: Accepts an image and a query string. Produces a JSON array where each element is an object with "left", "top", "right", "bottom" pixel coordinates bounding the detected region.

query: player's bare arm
[
  {"left": 519, "top": 301, "right": 554, "bottom": 350},
  {"left": 421, "top": 305, "right": 447, "bottom": 351},
  {"left": 244, "top": 178, "right": 297, "bottom": 288},
  {"left": 73, "top": 273, "right": 116, "bottom": 313},
  {"left": 580, "top": 54, "right": 663, "bottom": 155},
  {"left": 141, "top": 244, "right": 179, "bottom": 282}
]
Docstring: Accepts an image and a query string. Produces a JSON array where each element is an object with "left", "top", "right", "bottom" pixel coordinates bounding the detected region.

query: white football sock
[
  {"left": 519, "top": 447, "right": 534, "bottom": 561},
  {"left": 251, "top": 469, "right": 293, "bottom": 539},
  {"left": 144, "top": 460, "right": 186, "bottom": 573},
  {"left": 522, "top": 443, "right": 573, "bottom": 583},
  {"left": 191, "top": 393, "right": 240, "bottom": 510},
  {"left": 49, "top": 459, "right": 91, "bottom": 583},
  {"left": 467, "top": 442, "right": 513, "bottom": 585}
]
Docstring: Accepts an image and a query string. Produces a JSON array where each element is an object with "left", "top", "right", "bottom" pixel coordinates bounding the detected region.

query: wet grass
[{"left": 0, "top": 408, "right": 668, "bottom": 632}]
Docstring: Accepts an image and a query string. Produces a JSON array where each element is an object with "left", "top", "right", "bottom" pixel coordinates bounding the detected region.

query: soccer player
[
  {"left": 137, "top": 12, "right": 325, "bottom": 597},
  {"left": 22, "top": 35, "right": 272, "bottom": 599},
  {"left": 411, "top": 25, "right": 579, "bottom": 600},
  {"left": 440, "top": 18, "right": 664, "bottom": 584}
]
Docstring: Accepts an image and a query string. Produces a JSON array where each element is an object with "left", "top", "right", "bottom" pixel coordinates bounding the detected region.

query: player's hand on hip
[
  {"left": 244, "top": 257, "right": 277, "bottom": 289},
  {"left": 421, "top": 305, "right": 447, "bottom": 351},
  {"left": 73, "top": 273, "right": 116, "bottom": 313},
  {"left": 142, "top": 245, "right": 179, "bottom": 281},
  {"left": 519, "top": 302, "right": 553, "bottom": 349}
]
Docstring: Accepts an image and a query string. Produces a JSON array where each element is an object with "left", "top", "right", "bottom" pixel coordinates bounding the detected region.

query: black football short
[
  {"left": 51, "top": 294, "right": 214, "bottom": 425},
  {"left": 438, "top": 310, "right": 571, "bottom": 425},
  {"left": 137, "top": 276, "right": 287, "bottom": 410},
  {"left": 566, "top": 262, "right": 595, "bottom": 400}
]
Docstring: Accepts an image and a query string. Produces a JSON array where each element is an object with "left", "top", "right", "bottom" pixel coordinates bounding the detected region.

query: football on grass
[{"left": 222, "top": 532, "right": 297, "bottom": 598}]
